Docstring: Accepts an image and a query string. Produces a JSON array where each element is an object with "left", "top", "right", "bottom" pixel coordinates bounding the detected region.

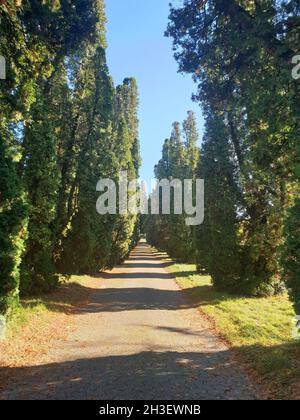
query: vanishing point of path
[{"left": 1, "top": 242, "right": 257, "bottom": 400}]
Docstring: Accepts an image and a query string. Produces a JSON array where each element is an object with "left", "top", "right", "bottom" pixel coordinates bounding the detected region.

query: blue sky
[{"left": 105, "top": 0, "right": 204, "bottom": 184}]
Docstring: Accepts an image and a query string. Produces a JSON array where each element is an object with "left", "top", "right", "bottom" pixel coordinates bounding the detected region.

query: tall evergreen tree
[
  {"left": 195, "top": 112, "right": 241, "bottom": 291},
  {"left": 21, "top": 88, "right": 59, "bottom": 294},
  {"left": 166, "top": 0, "right": 299, "bottom": 296},
  {"left": 60, "top": 45, "right": 116, "bottom": 274},
  {"left": 148, "top": 115, "right": 200, "bottom": 262},
  {"left": 183, "top": 111, "right": 199, "bottom": 178},
  {"left": 0, "top": 121, "right": 28, "bottom": 314},
  {"left": 108, "top": 78, "right": 141, "bottom": 266},
  {"left": 0, "top": 0, "right": 131, "bottom": 312}
]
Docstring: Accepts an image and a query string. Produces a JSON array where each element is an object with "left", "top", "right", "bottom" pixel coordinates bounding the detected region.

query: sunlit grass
[
  {"left": 6, "top": 300, "right": 48, "bottom": 338},
  {"left": 6, "top": 275, "right": 96, "bottom": 337},
  {"left": 154, "top": 250, "right": 300, "bottom": 399}
]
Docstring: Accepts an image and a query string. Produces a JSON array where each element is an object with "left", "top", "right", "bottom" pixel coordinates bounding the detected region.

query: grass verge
[
  {"left": 0, "top": 275, "right": 100, "bottom": 390},
  {"left": 153, "top": 250, "right": 300, "bottom": 400}
]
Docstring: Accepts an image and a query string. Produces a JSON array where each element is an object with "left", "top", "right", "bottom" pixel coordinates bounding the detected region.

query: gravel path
[{"left": 1, "top": 242, "right": 257, "bottom": 400}]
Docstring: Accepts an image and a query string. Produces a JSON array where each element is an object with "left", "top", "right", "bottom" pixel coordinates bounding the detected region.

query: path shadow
[
  {"left": 101, "top": 272, "right": 173, "bottom": 280},
  {"left": 140, "top": 325, "right": 213, "bottom": 337},
  {"left": 20, "top": 282, "right": 97, "bottom": 314},
  {"left": 129, "top": 256, "right": 160, "bottom": 260},
  {"left": 71, "top": 286, "right": 229, "bottom": 314},
  {"left": 0, "top": 350, "right": 256, "bottom": 400},
  {"left": 121, "top": 262, "right": 173, "bottom": 269},
  {"left": 20, "top": 276, "right": 227, "bottom": 317}
]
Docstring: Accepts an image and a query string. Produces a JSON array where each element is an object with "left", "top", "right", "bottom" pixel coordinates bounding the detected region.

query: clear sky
[{"left": 105, "top": 0, "right": 204, "bottom": 184}]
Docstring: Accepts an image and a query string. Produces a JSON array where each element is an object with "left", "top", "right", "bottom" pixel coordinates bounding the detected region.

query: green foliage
[
  {"left": 165, "top": 0, "right": 299, "bottom": 297},
  {"left": 147, "top": 112, "right": 200, "bottom": 263},
  {"left": 0, "top": 1, "right": 141, "bottom": 313},
  {"left": 59, "top": 45, "right": 115, "bottom": 274},
  {"left": 59, "top": 51, "right": 141, "bottom": 274},
  {"left": 195, "top": 113, "right": 241, "bottom": 292},
  {"left": 0, "top": 122, "right": 28, "bottom": 314},
  {"left": 21, "top": 90, "right": 59, "bottom": 295},
  {"left": 282, "top": 199, "right": 300, "bottom": 314}
]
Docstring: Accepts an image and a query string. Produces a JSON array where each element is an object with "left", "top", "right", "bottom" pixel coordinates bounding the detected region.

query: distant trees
[
  {"left": 0, "top": 1, "right": 141, "bottom": 315},
  {"left": 147, "top": 112, "right": 200, "bottom": 262},
  {"left": 148, "top": 1, "right": 299, "bottom": 307}
]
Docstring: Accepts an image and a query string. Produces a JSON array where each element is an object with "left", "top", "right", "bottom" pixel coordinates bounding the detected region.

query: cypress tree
[
  {"left": 183, "top": 111, "right": 199, "bottom": 178},
  {"left": 166, "top": 0, "right": 299, "bottom": 296},
  {"left": 61, "top": 46, "right": 116, "bottom": 274},
  {"left": 0, "top": 122, "right": 28, "bottom": 314},
  {"left": 148, "top": 116, "right": 200, "bottom": 262},
  {"left": 107, "top": 78, "right": 142, "bottom": 265},
  {"left": 21, "top": 88, "right": 59, "bottom": 294},
  {"left": 1, "top": 0, "right": 110, "bottom": 309},
  {"left": 195, "top": 113, "right": 241, "bottom": 291}
]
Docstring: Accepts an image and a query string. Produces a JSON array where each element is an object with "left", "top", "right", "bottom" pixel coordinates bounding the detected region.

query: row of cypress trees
[
  {"left": 146, "top": 0, "right": 300, "bottom": 313},
  {"left": 0, "top": 1, "right": 140, "bottom": 315},
  {"left": 146, "top": 112, "right": 199, "bottom": 262}
]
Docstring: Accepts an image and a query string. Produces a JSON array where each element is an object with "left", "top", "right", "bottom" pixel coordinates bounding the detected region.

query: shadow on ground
[
  {"left": 20, "top": 272, "right": 227, "bottom": 316},
  {"left": 0, "top": 350, "right": 257, "bottom": 400},
  {"left": 71, "top": 286, "right": 228, "bottom": 314},
  {"left": 20, "top": 282, "right": 97, "bottom": 314}
]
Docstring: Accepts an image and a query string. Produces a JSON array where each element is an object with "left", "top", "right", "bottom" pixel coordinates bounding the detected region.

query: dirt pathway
[{"left": 1, "top": 242, "right": 257, "bottom": 400}]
